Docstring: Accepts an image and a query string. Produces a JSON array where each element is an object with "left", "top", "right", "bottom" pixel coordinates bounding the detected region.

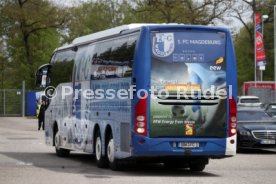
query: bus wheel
[
  {"left": 189, "top": 163, "right": 206, "bottom": 172},
  {"left": 107, "top": 134, "right": 122, "bottom": 171},
  {"left": 54, "top": 130, "right": 70, "bottom": 157},
  {"left": 163, "top": 161, "right": 186, "bottom": 169},
  {"left": 95, "top": 131, "right": 108, "bottom": 168},
  {"left": 236, "top": 136, "right": 242, "bottom": 153}
]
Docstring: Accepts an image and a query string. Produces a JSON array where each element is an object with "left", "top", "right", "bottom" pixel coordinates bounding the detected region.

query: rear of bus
[{"left": 131, "top": 25, "right": 237, "bottom": 165}]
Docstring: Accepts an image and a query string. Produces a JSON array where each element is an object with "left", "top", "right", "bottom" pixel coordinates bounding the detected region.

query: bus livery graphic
[{"left": 35, "top": 24, "right": 237, "bottom": 171}]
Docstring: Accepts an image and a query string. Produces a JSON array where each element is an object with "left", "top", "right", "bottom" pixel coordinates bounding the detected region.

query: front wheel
[
  {"left": 54, "top": 130, "right": 70, "bottom": 157},
  {"left": 107, "top": 134, "right": 122, "bottom": 171}
]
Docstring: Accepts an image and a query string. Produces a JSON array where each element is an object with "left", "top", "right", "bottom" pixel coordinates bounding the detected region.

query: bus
[{"left": 35, "top": 24, "right": 237, "bottom": 171}]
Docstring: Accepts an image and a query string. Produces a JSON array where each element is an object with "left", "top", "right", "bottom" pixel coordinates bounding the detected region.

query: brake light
[
  {"left": 135, "top": 98, "right": 147, "bottom": 136},
  {"left": 229, "top": 97, "right": 237, "bottom": 137}
]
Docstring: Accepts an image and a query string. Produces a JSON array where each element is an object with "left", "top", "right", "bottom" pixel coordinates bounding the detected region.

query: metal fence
[
  {"left": 247, "top": 87, "right": 276, "bottom": 105},
  {"left": 0, "top": 89, "right": 22, "bottom": 116}
]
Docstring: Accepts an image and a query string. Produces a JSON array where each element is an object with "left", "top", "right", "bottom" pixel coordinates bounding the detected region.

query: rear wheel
[
  {"left": 95, "top": 131, "right": 108, "bottom": 168},
  {"left": 107, "top": 134, "right": 122, "bottom": 171},
  {"left": 54, "top": 129, "right": 70, "bottom": 157},
  {"left": 189, "top": 158, "right": 208, "bottom": 172},
  {"left": 236, "top": 136, "right": 243, "bottom": 153},
  {"left": 163, "top": 160, "right": 186, "bottom": 169},
  {"left": 189, "top": 163, "right": 206, "bottom": 172}
]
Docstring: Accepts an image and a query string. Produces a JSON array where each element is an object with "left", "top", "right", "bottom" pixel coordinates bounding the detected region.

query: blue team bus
[{"left": 35, "top": 24, "right": 237, "bottom": 171}]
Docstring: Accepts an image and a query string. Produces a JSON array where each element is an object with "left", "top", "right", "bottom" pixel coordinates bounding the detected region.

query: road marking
[{"left": 16, "top": 161, "right": 33, "bottom": 166}]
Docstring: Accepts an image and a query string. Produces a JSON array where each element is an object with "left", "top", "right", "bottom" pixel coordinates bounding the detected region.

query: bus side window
[
  {"left": 110, "top": 37, "right": 128, "bottom": 78},
  {"left": 125, "top": 35, "right": 138, "bottom": 77},
  {"left": 91, "top": 41, "right": 113, "bottom": 80},
  {"left": 90, "top": 35, "right": 138, "bottom": 80},
  {"left": 50, "top": 49, "right": 76, "bottom": 87},
  {"left": 50, "top": 53, "right": 57, "bottom": 63},
  {"left": 74, "top": 46, "right": 88, "bottom": 82},
  {"left": 80, "top": 45, "right": 93, "bottom": 81}
]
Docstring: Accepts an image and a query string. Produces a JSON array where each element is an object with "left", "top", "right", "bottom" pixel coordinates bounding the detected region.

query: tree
[
  {"left": 1, "top": 0, "right": 69, "bottom": 65},
  {"left": 63, "top": 1, "right": 115, "bottom": 43},
  {"left": 230, "top": 0, "right": 275, "bottom": 91},
  {"left": 132, "top": 0, "right": 234, "bottom": 24},
  {"left": 228, "top": 0, "right": 274, "bottom": 45},
  {"left": 0, "top": 0, "right": 69, "bottom": 88},
  {"left": 234, "top": 26, "right": 254, "bottom": 90}
]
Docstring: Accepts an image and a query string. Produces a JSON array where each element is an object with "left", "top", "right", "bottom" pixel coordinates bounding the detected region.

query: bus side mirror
[{"left": 35, "top": 64, "right": 52, "bottom": 87}]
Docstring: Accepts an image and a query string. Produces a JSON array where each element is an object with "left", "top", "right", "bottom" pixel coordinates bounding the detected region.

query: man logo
[{"left": 152, "top": 33, "right": 175, "bottom": 57}]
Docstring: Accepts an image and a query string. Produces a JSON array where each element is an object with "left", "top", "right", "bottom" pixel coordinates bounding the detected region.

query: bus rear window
[
  {"left": 151, "top": 31, "right": 226, "bottom": 92},
  {"left": 150, "top": 31, "right": 227, "bottom": 138}
]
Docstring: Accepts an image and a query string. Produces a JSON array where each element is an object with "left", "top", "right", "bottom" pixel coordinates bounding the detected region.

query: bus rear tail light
[
  {"left": 229, "top": 97, "right": 237, "bottom": 137},
  {"left": 135, "top": 98, "right": 147, "bottom": 136}
]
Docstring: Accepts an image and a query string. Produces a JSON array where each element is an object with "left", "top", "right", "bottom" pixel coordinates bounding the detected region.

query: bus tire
[
  {"left": 189, "top": 163, "right": 206, "bottom": 172},
  {"left": 107, "top": 133, "right": 122, "bottom": 171},
  {"left": 54, "top": 129, "right": 70, "bottom": 157},
  {"left": 236, "top": 136, "right": 242, "bottom": 153},
  {"left": 163, "top": 161, "right": 186, "bottom": 169},
  {"left": 95, "top": 130, "right": 108, "bottom": 168}
]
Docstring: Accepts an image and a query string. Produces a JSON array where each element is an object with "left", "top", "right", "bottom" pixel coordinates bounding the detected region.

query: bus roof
[
  {"left": 55, "top": 24, "right": 155, "bottom": 52},
  {"left": 72, "top": 24, "right": 157, "bottom": 45},
  {"left": 55, "top": 23, "right": 229, "bottom": 52}
]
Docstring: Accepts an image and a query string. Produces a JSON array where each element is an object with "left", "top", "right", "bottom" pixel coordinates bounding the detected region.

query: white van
[{"left": 237, "top": 96, "right": 262, "bottom": 107}]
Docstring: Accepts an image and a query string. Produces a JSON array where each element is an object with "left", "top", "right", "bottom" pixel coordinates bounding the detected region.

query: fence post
[
  {"left": 22, "top": 80, "right": 25, "bottom": 117},
  {"left": 3, "top": 89, "right": 5, "bottom": 116}
]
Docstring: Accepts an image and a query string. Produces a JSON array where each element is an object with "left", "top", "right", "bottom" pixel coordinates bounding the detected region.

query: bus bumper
[{"left": 131, "top": 134, "right": 235, "bottom": 158}]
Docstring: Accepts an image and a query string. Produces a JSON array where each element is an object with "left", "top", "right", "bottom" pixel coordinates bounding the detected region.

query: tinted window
[
  {"left": 52, "top": 50, "right": 75, "bottom": 63},
  {"left": 237, "top": 111, "right": 270, "bottom": 121},
  {"left": 91, "top": 35, "right": 138, "bottom": 80},
  {"left": 74, "top": 46, "right": 90, "bottom": 81},
  {"left": 150, "top": 31, "right": 227, "bottom": 138},
  {"left": 50, "top": 49, "right": 76, "bottom": 87},
  {"left": 151, "top": 31, "right": 226, "bottom": 93},
  {"left": 240, "top": 99, "right": 260, "bottom": 103},
  {"left": 267, "top": 105, "right": 276, "bottom": 111}
]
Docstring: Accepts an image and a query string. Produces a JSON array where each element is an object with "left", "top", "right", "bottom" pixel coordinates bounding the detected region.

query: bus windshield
[{"left": 150, "top": 30, "right": 227, "bottom": 138}]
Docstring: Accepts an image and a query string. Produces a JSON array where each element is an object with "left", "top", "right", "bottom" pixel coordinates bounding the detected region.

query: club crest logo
[{"left": 152, "top": 33, "right": 175, "bottom": 57}]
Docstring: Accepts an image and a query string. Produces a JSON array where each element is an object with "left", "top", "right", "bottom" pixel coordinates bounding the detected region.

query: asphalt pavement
[{"left": 0, "top": 117, "right": 276, "bottom": 184}]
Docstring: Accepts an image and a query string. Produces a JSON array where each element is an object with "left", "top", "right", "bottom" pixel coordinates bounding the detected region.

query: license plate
[
  {"left": 178, "top": 142, "right": 200, "bottom": 148},
  {"left": 260, "top": 140, "right": 276, "bottom": 145}
]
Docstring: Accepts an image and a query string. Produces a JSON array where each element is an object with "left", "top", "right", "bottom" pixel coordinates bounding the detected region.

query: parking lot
[{"left": 0, "top": 117, "right": 276, "bottom": 184}]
